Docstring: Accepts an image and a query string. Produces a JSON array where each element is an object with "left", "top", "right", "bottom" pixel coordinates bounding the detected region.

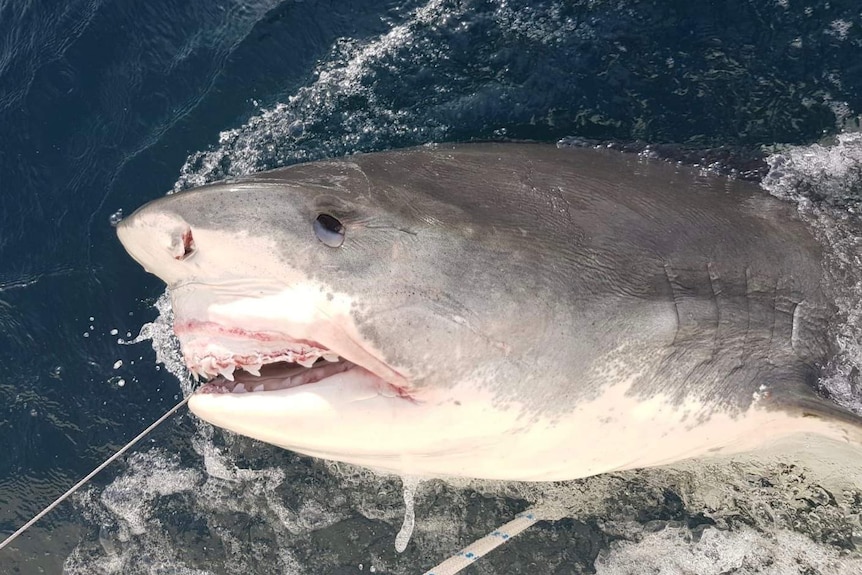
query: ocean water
[{"left": 1, "top": 0, "right": 862, "bottom": 573}]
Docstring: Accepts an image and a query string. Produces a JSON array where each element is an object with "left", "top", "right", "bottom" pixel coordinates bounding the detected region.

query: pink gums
[
  {"left": 175, "top": 320, "right": 333, "bottom": 376},
  {"left": 174, "top": 319, "right": 323, "bottom": 347}
]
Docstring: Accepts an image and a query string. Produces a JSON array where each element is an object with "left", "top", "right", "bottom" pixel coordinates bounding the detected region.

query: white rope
[
  {"left": 423, "top": 509, "right": 541, "bottom": 575},
  {"left": 0, "top": 396, "right": 190, "bottom": 551}
]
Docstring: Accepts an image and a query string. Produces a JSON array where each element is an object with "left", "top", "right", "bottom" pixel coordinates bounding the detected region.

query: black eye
[{"left": 313, "top": 213, "right": 345, "bottom": 248}]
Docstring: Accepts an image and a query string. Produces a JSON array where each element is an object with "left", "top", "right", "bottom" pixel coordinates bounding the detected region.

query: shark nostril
[{"left": 174, "top": 227, "right": 196, "bottom": 260}]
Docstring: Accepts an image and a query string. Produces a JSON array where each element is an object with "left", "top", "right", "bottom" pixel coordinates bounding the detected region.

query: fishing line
[{"left": 0, "top": 395, "right": 189, "bottom": 552}]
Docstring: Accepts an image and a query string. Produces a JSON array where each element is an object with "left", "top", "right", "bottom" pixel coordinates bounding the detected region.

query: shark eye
[{"left": 313, "top": 213, "right": 345, "bottom": 248}]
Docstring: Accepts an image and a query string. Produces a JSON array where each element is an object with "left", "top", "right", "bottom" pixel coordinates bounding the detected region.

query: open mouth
[
  {"left": 176, "top": 320, "right": 410, "bottom": 398},
  {"left": 195, "top": 355, "right": 358, "bottom": 395}
]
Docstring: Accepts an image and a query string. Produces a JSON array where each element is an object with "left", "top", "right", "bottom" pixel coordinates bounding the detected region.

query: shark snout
[{"left": 116, "top": 207, "right": 197, "bottom": 282}]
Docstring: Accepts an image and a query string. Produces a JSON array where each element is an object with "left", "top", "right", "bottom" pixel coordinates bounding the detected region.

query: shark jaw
[
  {"left": 175, "top": 281, "right": 462, "bottom": 472},
  {"left": 175, "top": 282, "right": 532, "bottom": 479},
  {"left": 163, "top": 277, "right": 565, "bottom": 481},
  {"left": 170, "top": 280, "right": 418, "bottom": 405}
]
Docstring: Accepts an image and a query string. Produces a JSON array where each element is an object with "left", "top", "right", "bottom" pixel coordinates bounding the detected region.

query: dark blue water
[{"left": 1, "top": 1, "right": 861, "bottom": 573}]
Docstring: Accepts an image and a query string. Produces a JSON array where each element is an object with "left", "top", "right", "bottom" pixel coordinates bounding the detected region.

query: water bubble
[
  {"left": 108, "top": 376, "right": 126, "bottom": 389},
  {"left": 109, "top": 209, "right": 124, "bottom": 226},
  {"left": 287, "top": 120, "right": 304, "bottom": 138}
]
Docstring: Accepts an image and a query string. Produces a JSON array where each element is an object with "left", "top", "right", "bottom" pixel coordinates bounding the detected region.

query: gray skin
[{"left": 119, "top": 143, "right": 862, "bottom": 479}]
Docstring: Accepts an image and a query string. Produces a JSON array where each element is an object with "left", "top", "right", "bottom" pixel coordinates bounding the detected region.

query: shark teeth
[
  {"left": 186, "top": 349, "right": 342, "bottom": 382},
  {"left": 199, "top": 357, "right": 214, "bottom": 378},
  {"left": 195, "top": 358, "right": 356, "bottom": 395},
  {"left": 219, "top": 365, "right": 236, "bottom": 381}
]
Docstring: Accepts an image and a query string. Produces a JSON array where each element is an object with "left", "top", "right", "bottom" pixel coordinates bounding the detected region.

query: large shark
[{"left": 117, "top": 143, "right": 862, "bottom": 481}]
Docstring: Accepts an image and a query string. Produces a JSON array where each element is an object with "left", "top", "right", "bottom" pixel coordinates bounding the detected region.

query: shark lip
[{"left": 175, "top": 320, "right": 411, "bottom": 398}]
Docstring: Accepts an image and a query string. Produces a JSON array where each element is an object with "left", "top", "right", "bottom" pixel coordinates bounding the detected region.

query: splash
[
  {"left": 762, "top": 133, "right": 862, "bottom": 413},
  {"left": 123, "top": 291, "right": 196, "bottom": 397},
  {"left": 763, "top": 132, "right": 862, "bottom": 209},
  {"left": 394, "top": 477, "right": 420, "bottom": 553},
  {"left": 172, "top": 0, "right": 460, "bottom": 191}
]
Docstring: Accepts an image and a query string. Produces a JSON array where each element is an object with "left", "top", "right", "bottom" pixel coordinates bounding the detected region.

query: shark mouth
[{"left": 175, "top": 320, "right": 409, "bottom": 397}]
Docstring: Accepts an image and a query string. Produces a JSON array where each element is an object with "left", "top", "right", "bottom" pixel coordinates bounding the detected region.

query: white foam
[
  {"left": 596, "top": 524, "right": 862, "bottom": 575},
  {"left": 763, "top": 133, "right": 862, "bottom": 414},
  {"left": 763, "top": 132, "right": 862, "bottom": 207},
  {"left": 65, "top": 451, "right": 205, "bottom": 575},
  {"left": 171, "top": 0, "right": 461, "bottom": 191}
]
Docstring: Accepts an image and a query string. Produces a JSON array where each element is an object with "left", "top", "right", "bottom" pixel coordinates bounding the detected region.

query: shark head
[{"left": 117, "top": 147, "right": 586, "bottom": 479}]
